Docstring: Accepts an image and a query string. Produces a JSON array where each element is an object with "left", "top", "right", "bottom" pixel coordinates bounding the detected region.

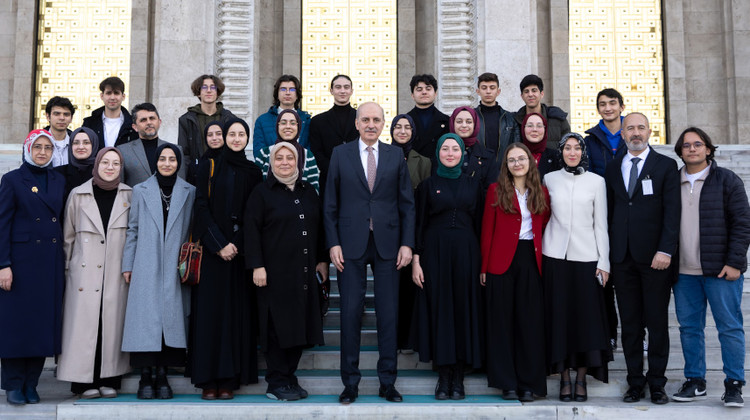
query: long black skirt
[
  {"left": 485, "top": 240, "right": 546, "bottom": 396},
  {"left": 543, "top": 256, "right": 612, "bottom": 382}
]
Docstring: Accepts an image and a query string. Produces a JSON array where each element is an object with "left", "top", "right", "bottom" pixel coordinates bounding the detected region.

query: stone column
[{"left": 2, "top": 1, "right": 36, "bottom": 144}]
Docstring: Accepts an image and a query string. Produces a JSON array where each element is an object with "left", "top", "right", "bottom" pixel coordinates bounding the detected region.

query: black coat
[
  {"left": 190, "top": 155, "right": 263, "bottom": 385},
  {"left": 514, "top": 104, "right": 571, "bottom": 150},
  {"left": 584, "top": 123, "right": 626, "bottom": 177},
  {"left": 408, "top": 106, "right": 450, "bottom": 162},
  {"left": 537, "top": 148, "right": 561, "bottom": 180},
  {"left": 308, "top": 104, "right": 358, "bottom": 187},
  {"left": 178, "top": 106, "right": 237, "bottom": 167},
  {"left": 462, "top": 142, "right": 500, "bottom": 193},
  {"left": 692, "top": 161, "right": 750, "bottom": 276},
  {"left": 55, "top": 163, "right": 93, "bottom": 206},
  {"left": 245, "top": 176, "right": 325, "bottom": 350},
  {"left": 82, "top": 106, "right": 136, "bottom": 150},
  {"left": 605, "top": 148, "right": 680, "bottom": 264}
]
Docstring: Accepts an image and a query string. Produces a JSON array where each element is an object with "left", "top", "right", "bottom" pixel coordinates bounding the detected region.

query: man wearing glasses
[
  {"left": 178, "top": 74, "right": 236, "bottom": 177},
  {"left": 253, "top": 74, "right": 311, "bottom": 159}
]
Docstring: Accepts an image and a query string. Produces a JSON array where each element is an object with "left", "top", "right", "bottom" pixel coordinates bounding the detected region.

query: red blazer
[{"left": 480, "top": 182, "right": 550, "bottom": 275}]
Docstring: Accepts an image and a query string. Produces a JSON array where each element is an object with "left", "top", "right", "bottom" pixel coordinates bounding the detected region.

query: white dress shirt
[
  {"left": 358, "top": 138, "right": 379, "bottom": 182},
  {"left": 516, "top": 188, "right": 534, "bottom": 240},
  {"left": 51, "top": 134, "right": 69, "bottom": 167},
  {"left": 620, "top": 146, "right": 650, "bottom": 189}
]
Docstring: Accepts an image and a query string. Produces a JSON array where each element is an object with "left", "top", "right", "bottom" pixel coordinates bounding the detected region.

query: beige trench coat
[{"left": 57, "top": 180, "right": 132, "bottom": 382}]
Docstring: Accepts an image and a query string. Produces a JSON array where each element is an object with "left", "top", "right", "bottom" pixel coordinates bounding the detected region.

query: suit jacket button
[
  {"left": 36, "top": 218, "right": 40, "bottom": 222},
  {"left": 82, "top": 263, "right": 86, "bottom": 267},
  {"left": 303, "top": 284, "right": 308, "bottom": 290},
  {"left": 52, "top": 217, "right": 57, "bottom": 222},
  {"left": 52, "top": 238, "right": 57, "bottom": 243}
]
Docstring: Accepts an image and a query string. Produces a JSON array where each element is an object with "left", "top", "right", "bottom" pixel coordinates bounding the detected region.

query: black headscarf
[
  {"left": 390, "top": 114, "right": 416, "bottom": 157},
  {"left": 154, "top": 143, "right": 182, "bottom": 188},
  {"left": 221, "top": 117, "right": 255, "bottom": 170},
  {"left": 68, "top": 127, "right": 100, "bottom": 170},
  {"left": 201, "top": 120, "right": 224, "bottom": 160},
  {"left": 557, "top": 132, "right": 589, "bottom": 175},
  {"left": 275, "top": 109, "right": 305, "bottom": 173}
]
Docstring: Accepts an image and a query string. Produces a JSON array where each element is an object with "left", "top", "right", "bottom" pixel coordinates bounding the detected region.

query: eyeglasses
[
  {"left": 279, "top": 87, "right": 297, "bottom": 93},
  {"left": 682, "top": 142, "right": 705, "bottom": 150},
  {"left": 525, "top": 124, "right": 545, "bottom": 130},
  {"left": 507, "top": 157, "right": 529, "bottom": 165},
  {"left": 278, "top": 120, "right": 298, "bottom": 126},
  {"left": 32, "top": 145, "right": 54, "bottom": 152},
  {"left": 200, "top": 85, "right": 217, "bottom": 91},
  {"left": 99, "top": 161, "right": 121, "bottom": 168}
]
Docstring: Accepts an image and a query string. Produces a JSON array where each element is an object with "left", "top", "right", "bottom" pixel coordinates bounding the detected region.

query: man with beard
[
  {"left": 118, "top": 103, "right": 186, "bottom": 186},
  {"left": 604, "top": 112, "right": 680, "bottom": 405}
]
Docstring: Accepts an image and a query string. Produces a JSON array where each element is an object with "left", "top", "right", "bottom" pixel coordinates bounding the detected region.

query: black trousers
[
  {"left": 611, "top": 254, "right": 671, "bottom": 389},
  {"left": 603, "top": 280, "right": 619, "bottom": 341},
  {"left": 338, "top": 232, "right": 399, "bottom": 387},
  {"left": 1, "top": 357, "right": 45, "bottom": 391},
  {"left": 264, "top": 317, "right": 304, "bottom": 389},
  {"left": 485, "top": 241, "right": 547, "bottom": 396}
]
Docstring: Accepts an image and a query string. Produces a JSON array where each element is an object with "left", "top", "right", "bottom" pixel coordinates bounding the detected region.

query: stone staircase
[{"left": 1, "top": 144, "right": 750, "bottom": 418}]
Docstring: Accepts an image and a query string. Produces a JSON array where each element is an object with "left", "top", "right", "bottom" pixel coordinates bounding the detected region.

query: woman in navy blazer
[
  {"left": 0, "top": 129, "right": 66, "bottom": 405},
  {"left": 480, "top": 143, "right": 550, "bottom": 402}
]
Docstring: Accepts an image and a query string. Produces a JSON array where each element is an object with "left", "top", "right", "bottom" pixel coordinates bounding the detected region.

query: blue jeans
[{"left": 673, "top": 274, "right": 745, "bottom": 382}]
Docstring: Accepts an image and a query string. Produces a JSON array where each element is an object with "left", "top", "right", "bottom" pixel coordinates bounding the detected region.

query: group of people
[{"left": 0, "top": 71, "right": 747, "bottom": 410}]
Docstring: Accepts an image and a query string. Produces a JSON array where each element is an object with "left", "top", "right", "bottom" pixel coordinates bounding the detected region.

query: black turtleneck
[
  {"left": 332, "top": 103, "right": 351, "bottom": 131},
  {"left": 141, "top": 138, "right": 159, "bottom": 174},
  {"left": 413, "top": 105, "right": 435, "bottom": 131},
  {"left": 479, "top": 103, "right": 501, "bottom": 154},
  {"left": 93, "top": 184, "right": 117, "bottom": 233}
]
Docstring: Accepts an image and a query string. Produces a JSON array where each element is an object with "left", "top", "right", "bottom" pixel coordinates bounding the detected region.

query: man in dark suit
[
  {"left": 407, "top": 74, "right": 449, "bottom": 164},
  {"left": 324, "top": 102, "right": 415, "bottom": 404},
  {"left": 604, "top": 112, "right": 680, "bottom": 405},
  {"left": 308, "top": 74, "right": 358, "bottom": 196}
]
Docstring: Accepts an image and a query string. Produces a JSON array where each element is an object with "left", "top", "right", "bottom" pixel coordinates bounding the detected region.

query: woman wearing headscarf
[
  {"left": 189, "top": 117, "right": 263, "bottom": 400},
  {"left": 412, "top": 133, "right": 485, "bottom": 400},
  {"left": 521, "top": 112, "right": 560, "bottom": 179},
  {"left": 57, "top": 147, "right": 132, "bottom": 399},
  {"left": 255, "top": 109, "right": 320, "bottom": 192},
  {"left": 480, "top": 143, "right": 550, "bottom": 402},
  {"left": 56, "top": 127, "right": 100, "bottom": 204},
  {"left": 198, "top": 120, "right": 224, "bottom": 164},
  {"left": 449, "top": 106, "right": 499, "bottom": 193},
  {"left": 245, "top": 141, "right": 326, "bottom": 401},
  {"left": 121, "top": 143, "right": 196, "bottom": 400},
  {"left": 390, "top": 113, "right": 431, "bottom": 352},
  {"left": 0, "top": 129, "right": 65, "bottom": 405},
  {"left": 542, "top": 132, "right": 611, "bottom": 402}
]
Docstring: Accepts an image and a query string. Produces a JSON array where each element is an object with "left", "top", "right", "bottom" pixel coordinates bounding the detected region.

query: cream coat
[
  {"left": 542, "top": 169, "right": 610, "bottom": 272},
  {"left": 57, "top": 180, "right": 132, "bottom": 382}
]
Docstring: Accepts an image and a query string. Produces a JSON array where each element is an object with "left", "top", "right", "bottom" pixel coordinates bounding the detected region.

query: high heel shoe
[
  {"left": 574, "top": 380, "right": 588, "bottom": 402},
  {"left": 559, "top": 380, "right": 572, "bottom": 402}
]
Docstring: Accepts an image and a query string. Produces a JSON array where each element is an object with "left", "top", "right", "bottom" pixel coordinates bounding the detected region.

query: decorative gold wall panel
[
  {"left": 569, "top": 1, "right": 666, "bottom": 144},
  {"left": 35, "top": 1, "right": 132, "bottom": 129},
  {"left": 302, "top": 0, "right": 397, "bottom": 141}
]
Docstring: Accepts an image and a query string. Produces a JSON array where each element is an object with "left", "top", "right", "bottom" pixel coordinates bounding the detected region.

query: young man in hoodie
[
  {"left": 177, "top": 74, "right": 236, "bottom": 172},
  {"left": 513, "top": 74, "right": 570, "bottom": 150}
]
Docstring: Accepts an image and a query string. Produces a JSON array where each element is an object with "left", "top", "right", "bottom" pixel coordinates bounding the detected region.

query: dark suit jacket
[
  {"left": 324, "top": 139, "right": 415, "bottom": 260},
  {"left": 117, "top": 138, "right": 187, "bottom": 187},
  {"left": 407, "top": 106, "right": 450, "bottom": 162},
  {"left": 605, "top": 147, "right": 680, "bottom": 265}
]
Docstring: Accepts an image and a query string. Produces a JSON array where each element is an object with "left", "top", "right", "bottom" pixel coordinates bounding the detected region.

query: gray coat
[
  {"left": 117, "top": 138, "right": 187, "bottom": 187},
  {"left": 121, "top": 176, "right": 195, "bottom": 352}
]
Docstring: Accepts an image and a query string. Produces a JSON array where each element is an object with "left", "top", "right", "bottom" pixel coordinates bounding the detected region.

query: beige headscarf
[{"left": 269, "top": 141, "right": 299, "bottom": 191}]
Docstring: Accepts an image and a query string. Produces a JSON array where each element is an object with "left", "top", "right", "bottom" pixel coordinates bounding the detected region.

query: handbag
[{"left": 177, "top": 159, "right": 215, "bottom": 286}]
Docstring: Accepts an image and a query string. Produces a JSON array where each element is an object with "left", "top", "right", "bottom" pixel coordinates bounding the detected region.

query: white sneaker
[
  {"left": 99, "top": 387, "right": 117, "bottom": 398},
  {"left": 81, "top": 389, "right": 101, "bottom": 399}
]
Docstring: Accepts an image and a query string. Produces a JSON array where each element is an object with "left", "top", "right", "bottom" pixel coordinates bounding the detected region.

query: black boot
[
  {"left": 155, "top": 366, "right": 173, "bottom": 399},
  {"left": 450, "top": 363, "right": 465, "bottom": 400},
  {"left": 434, "top": 365, "right": 452, "bottom": 400},
  {"left": 137, "top": 367, "right": 155, "bottom": 399}
]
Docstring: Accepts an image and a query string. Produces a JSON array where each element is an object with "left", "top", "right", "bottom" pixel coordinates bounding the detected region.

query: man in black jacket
[
  {"left": 604, "top": 112, "right": 680, "bottom": 405},
  {"left": 177, "top": 74, "right": 236, "bottom": 171},
  {"left": 670, "top": 127, "right": 750, "bottom": 408},
  {"left": 82, "top": 77, "right": 135, "bottom": 151},
  {"left": 407, "top": 74, "right": 449, "bottom": 163},
  {"left": 513, "top": 74, "right": 570, "bottom": 150},
  {"left": 308, "top": 74, "right": 358, "bottom": 195},
  {"left": 474, "top": 72, "right": 517, "bottom": 162}
]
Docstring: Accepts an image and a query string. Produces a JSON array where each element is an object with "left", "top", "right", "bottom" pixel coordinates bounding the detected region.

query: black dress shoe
[
  {"left": 501, "top": 389, "right": 519, "bottom": 400},
  {"left": 6, "top": 389, "right": 26, "bottom": 405},
  {"left": 339, "top": 386, "right": 358, "bottom": 404},
  {"left": 24, "top": 385, "right": 40, "bottom": 404},
  {"left": 623, "top": 386, "right": 645, "bottom": 403},
  {"left": 137, "top": 368, "right": 155, "bottom": 400},
  {"left": 154, "top": 366, "right": 173, "bottom": 399},
  {"left": 379, "top": 384, "right": 403, "bottom": 402},
  {"left": 650, "top": 387, "right": 669, "bottom": 405},
  {"left": 518, "top": 390, "right": 534, "bottom": 402}
]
